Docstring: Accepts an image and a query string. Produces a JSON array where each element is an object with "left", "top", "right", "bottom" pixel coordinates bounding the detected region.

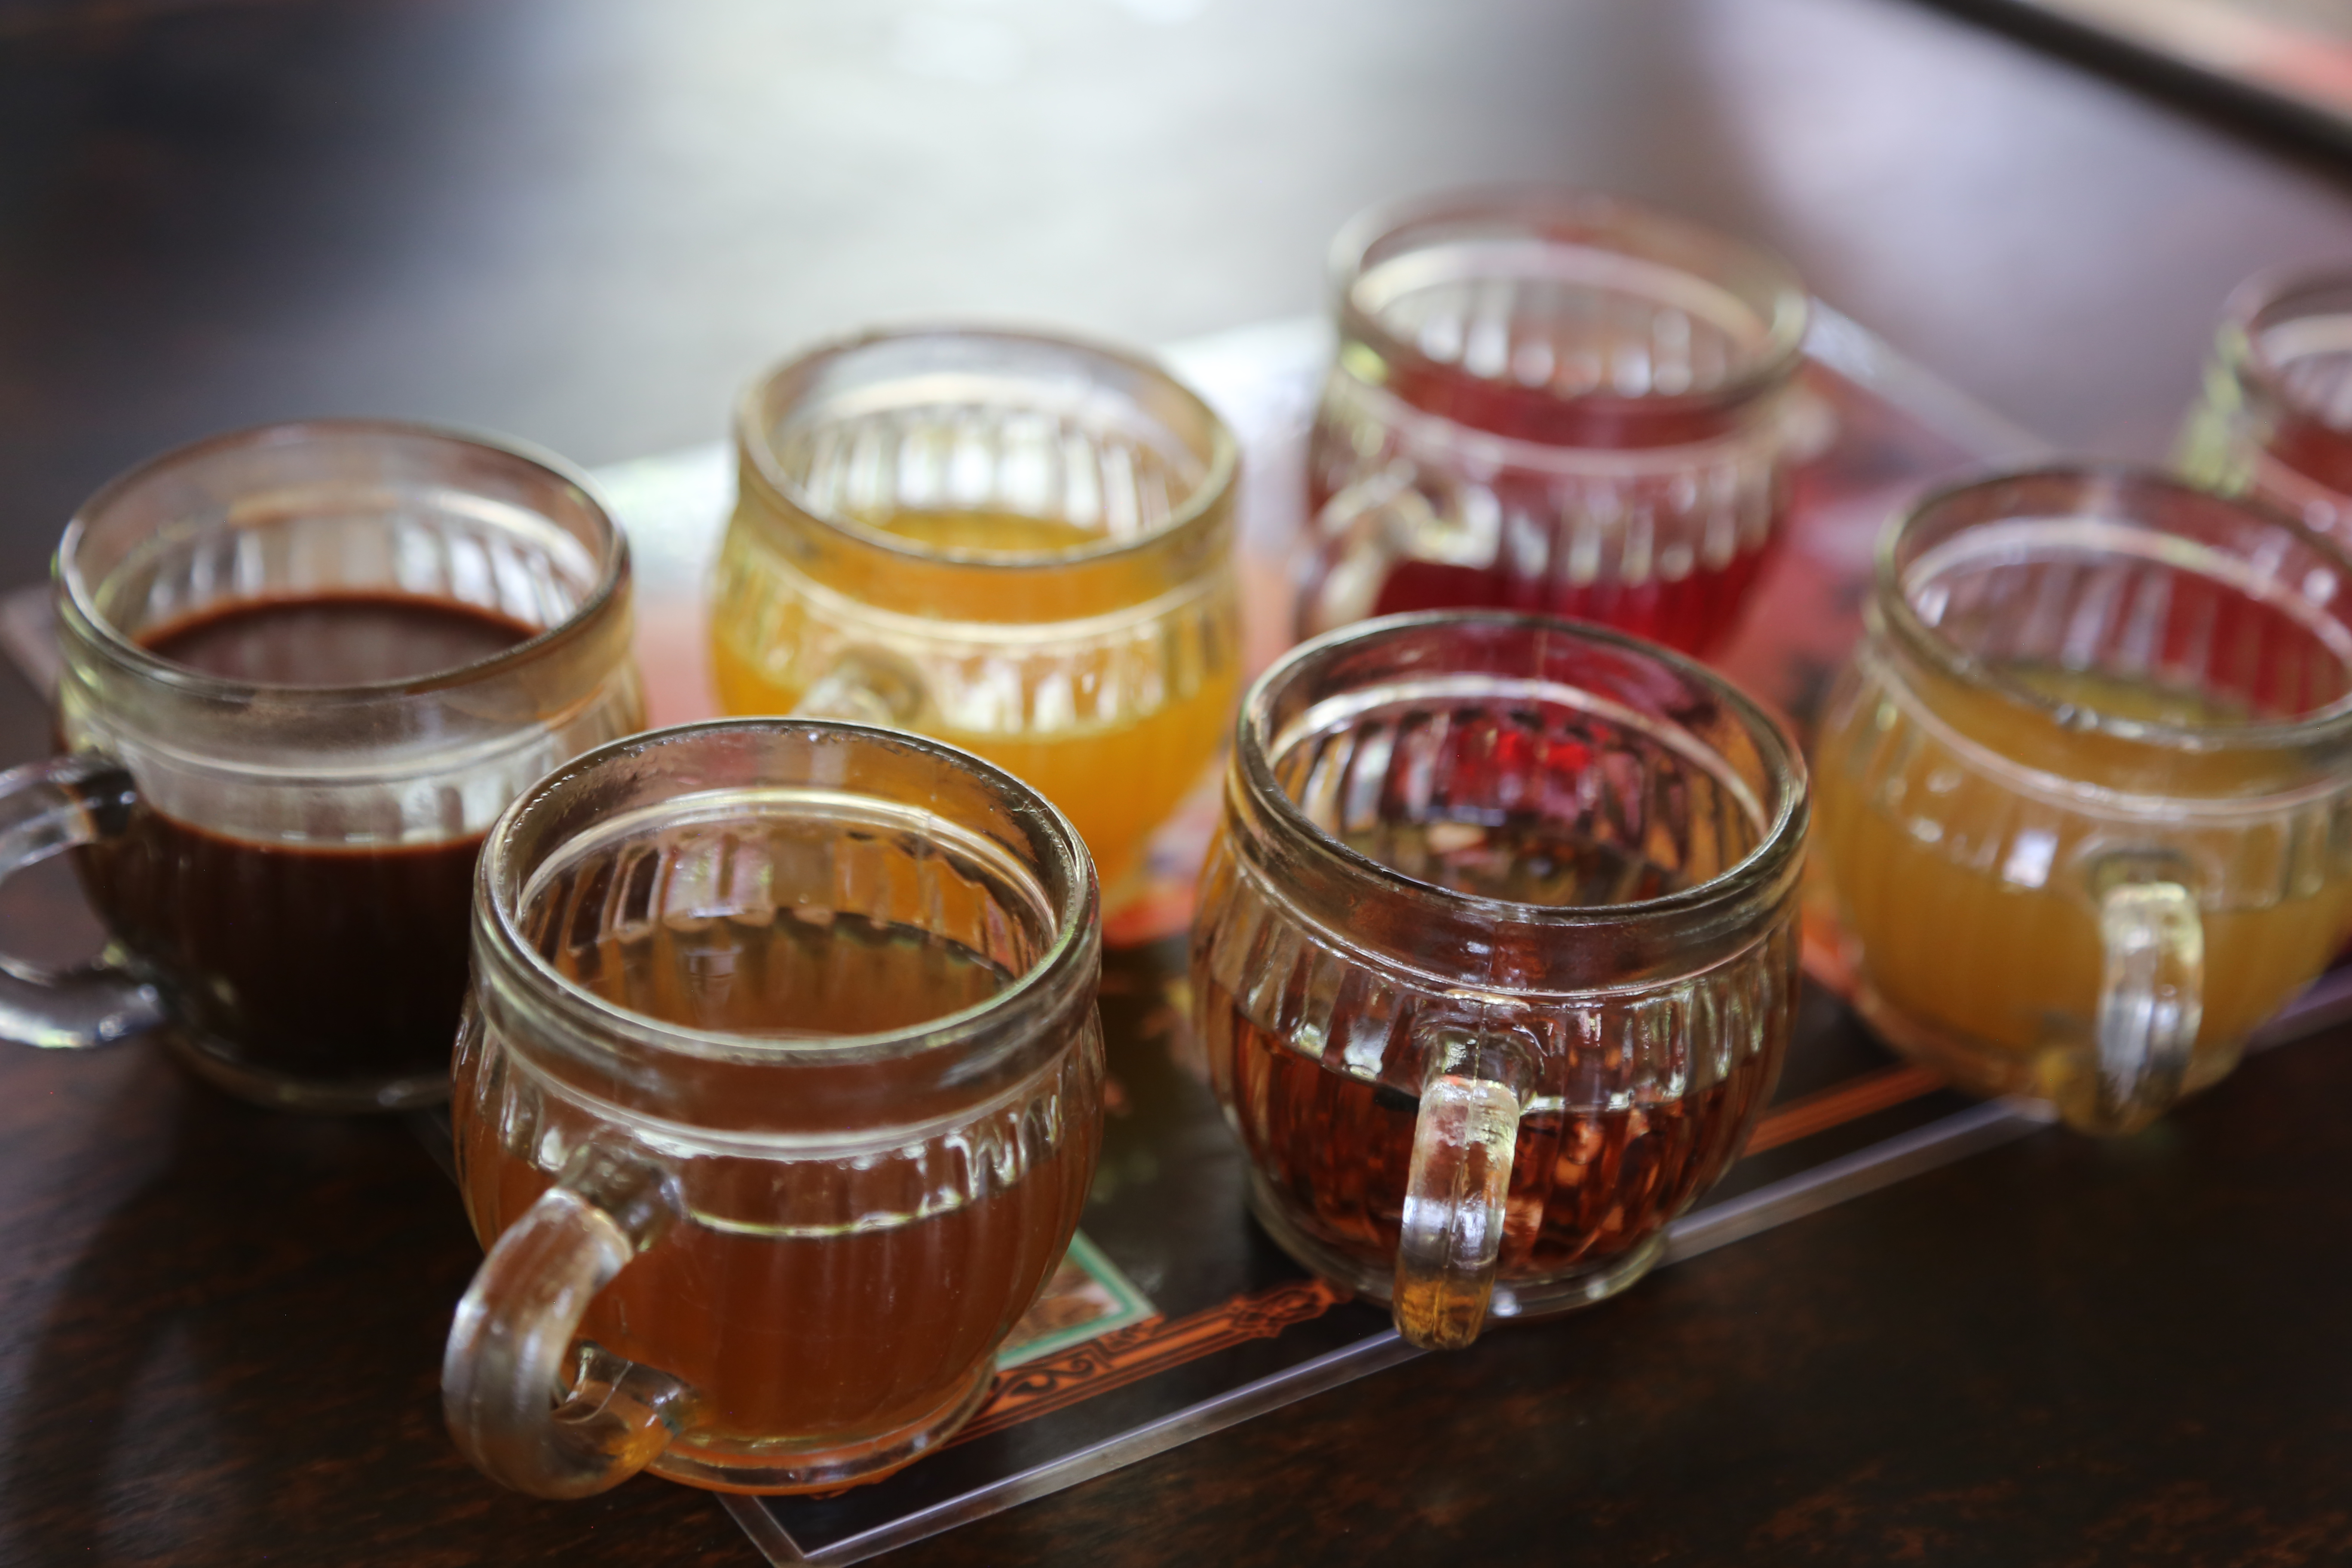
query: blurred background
[{"left": 4, "top": 0, "right": 2352, "bottom": 592}]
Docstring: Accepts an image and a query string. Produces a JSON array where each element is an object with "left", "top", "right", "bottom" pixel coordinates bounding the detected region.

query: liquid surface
[
  {"left": 1816, "top": 663, "right": 2352, "bottom": 1073},
  {"left": 1338, "top": 817, "right": 1685, "bottom": 905},
  {"left": 1916, "top": 658, "right": 2325, "bottom": 797},
  {"left": 2003, "top": 665, "right": 2252, "bottom": 725},
  {"left": 542, "top": 905, "right": 1015, "bottom": 1038},
  {"left": 73, "top": 595, "right": 538, "bottom": 1085},
  {"left": 144, "top": 594, "right": 534, "bottom": 685},
  {"left": 864, "top": 508, "right": 1108, "bottom": 557}
]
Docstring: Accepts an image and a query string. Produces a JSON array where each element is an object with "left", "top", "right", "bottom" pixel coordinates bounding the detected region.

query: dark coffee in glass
[
  {"left": 77, "top": 597, "right": 535, "bottom": 1087},
  {"left": 2, "top": 421, "right": 644, "bottom": 1112}
]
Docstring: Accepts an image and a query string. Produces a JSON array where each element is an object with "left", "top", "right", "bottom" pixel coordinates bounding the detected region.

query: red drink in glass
[{"left": 1300, "top": 189, "right": 1808, "bottom": 657}]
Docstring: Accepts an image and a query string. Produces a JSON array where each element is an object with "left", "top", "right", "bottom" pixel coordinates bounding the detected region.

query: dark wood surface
[{"left": 3, "top": 1, "right": 2351, "bottom": 1563}]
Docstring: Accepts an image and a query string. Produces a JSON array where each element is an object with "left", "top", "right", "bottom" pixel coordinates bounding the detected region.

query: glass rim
[
  {"left": 734, "top": 322, "right": 1240, "bottom": 573},
  {"left": 1327, "top": 184, "right": 1812, "bottom": 421},
  {"left": 1235, "top": 609, "right": 1809, "bottom": 932},
  {"left": 55, "top": 416, "right": 631, "bottom": 705},
  {"left": 1875, "top": 463, "right": 2352, "bottom": 753},
  {"left": 478, "top": 717, "right": 1101, "bottom": 1069},
  {"left": 2220, "top": 263, "right": 2352, "bottom": 427}
]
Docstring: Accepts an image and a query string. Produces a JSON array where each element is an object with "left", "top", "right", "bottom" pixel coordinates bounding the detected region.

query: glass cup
[
  {"left": 0, "top": 420, "right": 642, "bottom": 1112},
  {"left": 2177, "top": 266, "right": 2352, "bottom": 546},
  {"left": 1811, "top": 467, "right": 2352, "bottom": 1135},
  {"left": 1297, "top": 188, "right": 1810, "bottom": 655},
  {"left": 1191, "top": 612, "right": 1807, "bottom": 1350},
  {"left": 441, "top": 719, "right": 1103, "bottom": 1498},
  {"left": 707, "top": 326, "right": 1244, "bottom": 891}
]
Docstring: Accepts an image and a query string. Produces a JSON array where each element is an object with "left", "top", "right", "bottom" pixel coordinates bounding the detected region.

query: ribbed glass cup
[
  {"left": 2178, "top": 266, "right": 2352, "bottom": 547},
  {"left": 1191, "top": 612, "right": 1807, "bottom": 1350},
  {"left": 22, "top": 420, "right": 643, "bottom": 1111},
  {"left": 443, "top": 720, "right": 1103, "bottom": 1499},
  {"left": 1298, "top": 189, "right": 1809, "bottom": 655},
  {"left": 1813, "top": 467, "right": 2352, "bottom": 1134},
  {"left": 708, "top": 326, "right": 1243, "bottom": 889}
]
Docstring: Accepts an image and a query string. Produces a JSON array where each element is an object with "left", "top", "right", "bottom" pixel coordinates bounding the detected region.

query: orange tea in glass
[
  {"left": 442, "top": 720, "right": 1103, "bottom": 1498},
  {"left": 708, "top": 328, "right": 1243, "bottom": 890},
  {"left": 1813, "top": 468, "right": 2352, "bottom": 1134}
]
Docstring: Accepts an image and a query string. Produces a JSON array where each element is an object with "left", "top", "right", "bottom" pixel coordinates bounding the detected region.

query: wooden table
[{"left": 3, "top": 1, "right": 2350, "bottom": 1562}]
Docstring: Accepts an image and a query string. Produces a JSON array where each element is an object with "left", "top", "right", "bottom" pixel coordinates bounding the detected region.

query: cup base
[
  {"left": 1244, "top": 1172, "right": 1669, "bottom": 1332},
  {"left": 1847, "top": 976, "right": 2245, "bottom": 1133},
  {"left": 164, "top": 1028, "right": 450, "bottom": 1115},
  {"left": 646, "top": 1356, "right": 996, "bottom": 1495}
]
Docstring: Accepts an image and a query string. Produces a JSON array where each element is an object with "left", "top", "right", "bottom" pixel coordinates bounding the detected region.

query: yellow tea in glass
[
  {"left": 709, "top": 328, "right": 1243, "bottom": 890},
  {"left": 1812, "top": 468, "right": 2352, "bottom": 1134}
]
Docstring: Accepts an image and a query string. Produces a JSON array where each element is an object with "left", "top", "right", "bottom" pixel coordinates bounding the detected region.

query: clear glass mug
[
  {"left": 1298, "top": 188, "right": 1810, "bottom": 655},
  {"left": 1811, "top": 467, "right": 2352, "bottom": 1135},
  {"left": 2177, "top": 266, "right": 2352, "bottom": 546},
  {"left": 1191, "top": 612, "right": 1807, "bottom": 1350},
  {"left": 442, "top": 719, "right": 1103, "bottom": 1498},
  {"left": 708, "top": 326, "right": 1244, "bottom": 890},
  {"left": 0, "top": 420, "right": 642, "bottom": 1112}
]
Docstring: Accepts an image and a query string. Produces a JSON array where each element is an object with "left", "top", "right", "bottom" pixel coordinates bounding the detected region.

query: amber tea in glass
[
  {"left": 1813, "top": 467, "right": 2352, "bottom": 1134},
  {"left": 443, "top": 720, "right": 1103, "bottom": 1498},
  {"left": 1192, "top": 612, "right": 1807, "bottom": 1350}
]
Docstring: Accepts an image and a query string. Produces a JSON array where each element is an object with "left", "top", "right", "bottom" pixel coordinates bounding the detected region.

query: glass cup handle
[
  {"left": 1300, "top": 465, "right": 1505, "bottom": 637},
  {"left": 791, "top": 647, "right": 927, "bottom": 726},
  {"left": 1298, "top": 466, "right": 1425, "bottom": 637},
  {"left": 2079, "top": 852, "right": 2206, "bottom": 1136},
  {"left": 0, "top": 752, "right": 167, "bottom": 1050},
  {"left": 1393, "top": 1026, "right": 1533, "bottom": 1351},
  {"left": 442, "top": 1142, "right": 698, "bottom": 1498}
]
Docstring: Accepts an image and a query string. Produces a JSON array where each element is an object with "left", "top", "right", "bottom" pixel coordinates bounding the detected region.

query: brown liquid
[
  {"left": 147, "top": 594, "right": 533, "bottom": 684},
  {"left": 1201, "top": 818, "right": 1782, "bottom": 1281},
  {"left": 1205, "top": 970, "right": 1776, "bottom": 1278},
  {"left": 458, "top": 892, "right": 1095, "bottom": 1454},
  {"left": 539, "top": 893, "right": 1015, "bottom": 1040},
  {"left": 76, "top": 596, "right": 535, "bottom": 1086}
]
